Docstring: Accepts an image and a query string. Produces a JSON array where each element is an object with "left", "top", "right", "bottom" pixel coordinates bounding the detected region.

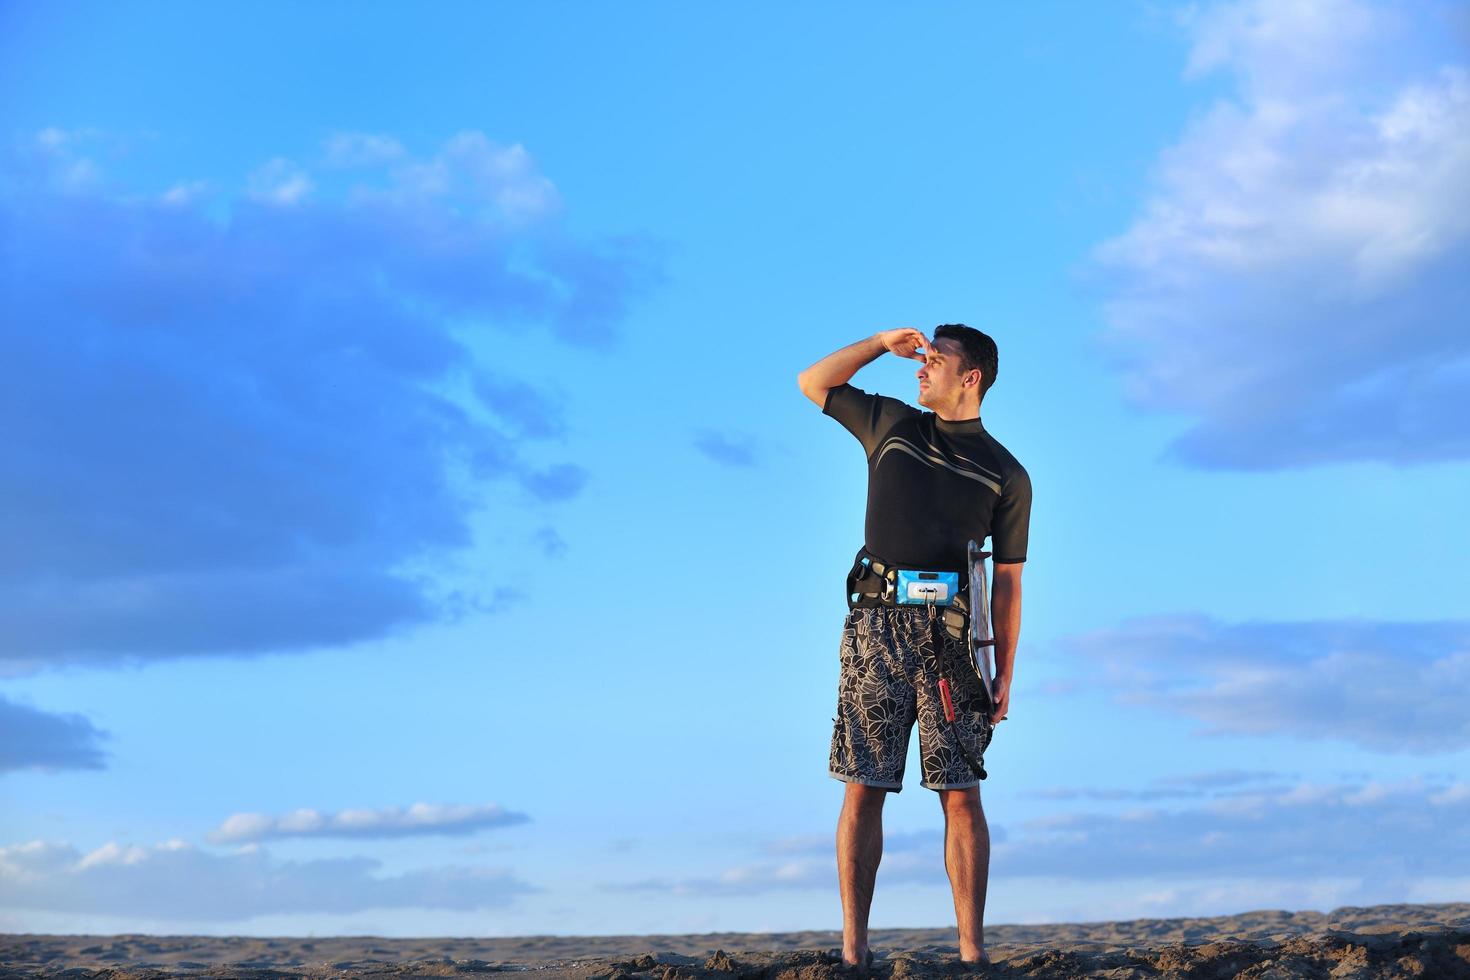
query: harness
[
  {"left": 846, "top": 544, "right": 997, "bottom": 781},
  {"left": 846, "top": 551, "right": 969, "bottom": 640}
]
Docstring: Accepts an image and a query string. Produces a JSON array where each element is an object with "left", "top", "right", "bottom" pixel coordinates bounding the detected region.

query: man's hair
[{"left": 933, "top": 323, "right": 998, "bottom": 399}]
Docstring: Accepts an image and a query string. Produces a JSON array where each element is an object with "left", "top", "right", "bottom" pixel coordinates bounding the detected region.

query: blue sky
[{"left": 2, "top": 0, "right": 1468, "bottom": 937}]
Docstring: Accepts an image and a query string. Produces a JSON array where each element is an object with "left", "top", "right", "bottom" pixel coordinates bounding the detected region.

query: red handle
[{"left": 938, "top": 678, "right": 956, "bottom": 722}]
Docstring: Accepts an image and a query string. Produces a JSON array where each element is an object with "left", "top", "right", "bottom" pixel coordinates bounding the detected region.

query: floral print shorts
[{"left": 829, "top": 604, "right": 994, "bottom": 792}]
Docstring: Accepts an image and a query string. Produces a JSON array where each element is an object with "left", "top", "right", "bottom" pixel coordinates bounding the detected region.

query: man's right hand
[{"left": 877, "top": 327, "right": 930, "bottom": 361}]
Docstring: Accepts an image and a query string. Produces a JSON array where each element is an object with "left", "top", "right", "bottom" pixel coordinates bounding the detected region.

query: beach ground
[{"left": 3, "top": 901, "right": 1467, "bottom": 979}]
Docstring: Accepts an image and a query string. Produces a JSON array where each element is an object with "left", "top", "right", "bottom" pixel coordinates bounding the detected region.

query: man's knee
[
  {"left": 938, "top": 786, "right": 983, "bottom": 817},
  {"left": 843, "top": 782, "right": 889, "bottom": 812}
]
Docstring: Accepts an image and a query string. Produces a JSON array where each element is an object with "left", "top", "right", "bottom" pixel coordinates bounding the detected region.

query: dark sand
[{"left": 3, "top": 902, "right": 1468, "bottom": 979}]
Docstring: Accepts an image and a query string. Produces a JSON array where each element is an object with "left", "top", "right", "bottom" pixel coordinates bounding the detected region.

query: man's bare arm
[
  {"left": 797, "top": 328, "right": 930, "bottom": 408},
  {"left": 990, "top": 562, "right": 1022, "bottom": 722}
]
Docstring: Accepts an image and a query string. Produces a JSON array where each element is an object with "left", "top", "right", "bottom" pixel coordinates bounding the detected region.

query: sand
[{"left": 2, "top": 902, "right": 1468, "bottom": 979}]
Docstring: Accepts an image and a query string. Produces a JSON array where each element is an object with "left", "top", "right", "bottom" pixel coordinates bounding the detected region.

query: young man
[{"left": 797, "top": 325, "right": 1031, "bottom": 968}]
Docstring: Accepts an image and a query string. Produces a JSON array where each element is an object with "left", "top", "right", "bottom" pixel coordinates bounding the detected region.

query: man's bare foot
[
  {"left": 841, "top": 948, "right": 874, "bottom": 973},
  {"left": 959, "top": 952, "right": 991, "bottom": 968}
]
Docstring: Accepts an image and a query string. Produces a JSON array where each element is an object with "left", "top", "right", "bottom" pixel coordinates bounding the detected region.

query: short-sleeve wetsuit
[{"left": 823, "top": 382, "right": 1031, "bottom": 572}]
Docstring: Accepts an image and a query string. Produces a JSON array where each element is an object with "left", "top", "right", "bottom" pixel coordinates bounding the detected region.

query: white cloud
[
  {"left": 159, "top": 179, "right": 211, "bottom": 206},
  {"left": 1429, "top": 782, "right": 1470, "bottom": 805},
  {"left": 1094, "top": 0, "right": 1470, "bottom": 467},
  {"left": 0, "top": 838, "right": 534, "bottom": 921},
  {"left": 246, "top": 157, "right": 314, "bottom": 205},
  {"left": 618, "top": 833, "right": 938, "bottom": 895},
  {"left": 352, "top": 130, "right": 561, "bottom": 223},
  {"left": 35, "top": 127, "right": 69, "bottom": 150},
  {"left": 1181, "top": 0, "right": 1384, "bottom": 94},
  {"left": 1121, "top": 876, "right": 1378, "bottom": 920},
  {"left": 209, "top": 802, "right": 530, "bottom": 843},
  {"left": 321, "top": 132, "right": 407, "bottom": 167},
  {"left": 1063, "top": 615, "right": 1470, "bottom": 752}
]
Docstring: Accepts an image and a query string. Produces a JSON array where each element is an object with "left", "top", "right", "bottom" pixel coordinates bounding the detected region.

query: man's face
[{"left": 916, "top": 337, "right": 974, "bottom": 409}]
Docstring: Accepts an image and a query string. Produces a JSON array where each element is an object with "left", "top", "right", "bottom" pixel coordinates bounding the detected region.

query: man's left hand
[{"left": 991, "top": 675, "right": 1010, "bottom": 722}]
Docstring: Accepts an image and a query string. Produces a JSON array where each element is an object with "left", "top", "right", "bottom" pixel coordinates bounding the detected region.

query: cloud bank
[
  {"left": 997, "top": 776, "right": 1470, "bottom": 881},
  {"left": 1094, "top": 0, "right": 1470, "bottom": 468},
  {"left": 209, "top": 802, "right": 529, "bottom": 843},
  {"left": 0, "top": 129, "right": 657, "bottom": 677},
  {"left": 1025, "top": 768, "right": 1289, "bottom": 802},
  {"left": 0, "top": 838, "right": 534, "bottom": 921},
  {"left": 619, "top": 775, "right": 1470, "bottom": 894},
  {"left": 1061, "top": 615, "right": 1470, "bottom": 752}
]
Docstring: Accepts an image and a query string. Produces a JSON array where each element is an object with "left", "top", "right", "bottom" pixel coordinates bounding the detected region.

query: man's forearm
[
  {"left": 797, "top": 334, "right": 886, "bottom": 399},
  {"left": 991, "top": 574, "right": 1022, "bottom": 681}
]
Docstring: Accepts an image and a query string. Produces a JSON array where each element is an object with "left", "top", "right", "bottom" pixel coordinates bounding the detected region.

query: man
[{"left": 797, "top": 325, "right": 1031, "bottom": 969}]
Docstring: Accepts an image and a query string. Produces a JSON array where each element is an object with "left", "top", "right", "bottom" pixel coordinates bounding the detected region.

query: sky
[{"left": 1, "top": 0, "right": 1468, "bottom": 938}]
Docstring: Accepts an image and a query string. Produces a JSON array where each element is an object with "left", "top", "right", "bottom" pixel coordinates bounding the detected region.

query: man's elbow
[{"left": 797, "top": 373, "right": 828, "bottom": 408}]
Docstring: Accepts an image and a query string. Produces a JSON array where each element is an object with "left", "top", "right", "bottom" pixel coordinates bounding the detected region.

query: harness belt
[{"left": 847, "top": 552, "right": 969, "bottom": 640}]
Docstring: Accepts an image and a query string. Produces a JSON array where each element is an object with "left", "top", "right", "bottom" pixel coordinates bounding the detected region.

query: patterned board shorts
[{"left": 829, "top": 605, "right": 995, "bottom": 792}]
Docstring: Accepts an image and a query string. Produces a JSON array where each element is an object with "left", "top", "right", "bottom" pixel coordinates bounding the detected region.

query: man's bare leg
[
  {"left": 836, "top": 782, "right": 887, "bottom": 966},
  {"left": 938, "top": 786, "right": 990, "bottom": 963}
]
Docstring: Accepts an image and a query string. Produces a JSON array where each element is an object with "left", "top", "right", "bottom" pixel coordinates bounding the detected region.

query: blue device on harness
[
  {"left": 894, "top": 569, "right": 960, "bottom": 606},
  {"left": 849, "top": 555, "right": 962, "bottom": 613}
]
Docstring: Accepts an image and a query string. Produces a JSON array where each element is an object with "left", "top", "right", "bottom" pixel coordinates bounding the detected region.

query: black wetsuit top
[{"left": 823, "top": 383, "right": 1032, "bottom": 571}]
